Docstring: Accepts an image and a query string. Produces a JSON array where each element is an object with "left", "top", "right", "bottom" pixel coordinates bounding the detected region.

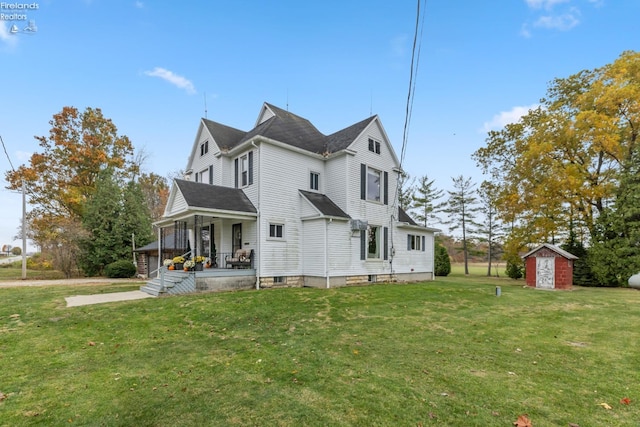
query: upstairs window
[
  {"left": 234, "top": 151, "right": 254, "bottom": 188},
  {"left": 310, "top": 172, "right": 319, "bottom": 191},
  {"left": 200, "top": 140, "right": 209, "bottom": 156},
  {"left": 241, "top": 155, "right": 248, "bottom": 186},
  {"left": 368, "top": 138, "right": 381, "bottom": 154},
  {"left": 367, "top": 167, "right": 381, "bottom": 202}
]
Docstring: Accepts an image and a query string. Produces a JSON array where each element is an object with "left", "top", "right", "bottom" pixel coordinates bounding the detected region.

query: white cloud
[
  {"left": 525, "top": 0, "right": 570, "bottom": 10},
  {"left": 144, "top": 67, "right": 196, "bottom": 94},
  {"left": 134, "top": 1, "right": 144, "bottom": 9},
  {"left": 481, "top": 104, "right": 539, "bottom": 132},
  {"left": 534, "top": 9, "right": 580, "bottom": 30}
]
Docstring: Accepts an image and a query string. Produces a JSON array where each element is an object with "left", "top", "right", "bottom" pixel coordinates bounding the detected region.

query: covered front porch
[{"left": 141, "top": 179, "right": 259, "bottom": 296}]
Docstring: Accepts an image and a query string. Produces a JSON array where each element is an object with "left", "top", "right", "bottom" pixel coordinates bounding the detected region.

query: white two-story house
[{"left": 146, "top": 102, "right": 437, "bottom": 294}]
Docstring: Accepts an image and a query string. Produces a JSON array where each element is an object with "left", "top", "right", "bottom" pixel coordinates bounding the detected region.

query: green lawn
[{"left": 1, "top": 279, "right": 639, "bottom": 426}]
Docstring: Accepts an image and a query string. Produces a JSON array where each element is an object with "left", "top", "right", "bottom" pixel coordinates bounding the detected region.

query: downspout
[
  {"left": 325, "top": 218, "right": 331, "bottom": 288},
  {"left": 252, "top": 140, "right": 261, "bottom": 290}
]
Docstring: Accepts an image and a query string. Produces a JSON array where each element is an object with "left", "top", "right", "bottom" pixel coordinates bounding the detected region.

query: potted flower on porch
[
  {"left": 183, "top": 259, "right": 196, "bottom": 271},
  {"left": 194, "top": 255, "right": 206, "bottom": 271},
  {"left": 172, "top": 256, "right": 185, "bottom": 271},
  {"left": 163, "top": 259, "right": 174, "bottom": 270}
]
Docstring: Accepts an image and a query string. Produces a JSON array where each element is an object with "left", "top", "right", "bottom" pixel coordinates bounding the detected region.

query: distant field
[{"left": 450, "top": 262, "right": 506, "bottom": 277}]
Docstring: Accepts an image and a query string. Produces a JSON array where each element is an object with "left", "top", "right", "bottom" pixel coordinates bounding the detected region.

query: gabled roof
[
  {"left": 239, "top": 103, "right": 327, "bottom": 153},
  {"left": 299, "top": 190, "right": 350, "bottom": 219},
  {"left": 325, "top": 116, "right": 377, "bottom": 152},
  {"left": 202, "top": 118, "right": 246, "bottom": 150},
  {"left": 521, "top": 243, "right": 578, "bottom": 260},
  {"left": 174, "top": 179, "right": 256, "bottom": 213},
  {"left": 200, "top": 102, "right": 384, "bottom": 157}
]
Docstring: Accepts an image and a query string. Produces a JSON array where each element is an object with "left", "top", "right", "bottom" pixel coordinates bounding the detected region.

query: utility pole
[{"left": 21, "top": 181, "right": 26, "bottom": 279}]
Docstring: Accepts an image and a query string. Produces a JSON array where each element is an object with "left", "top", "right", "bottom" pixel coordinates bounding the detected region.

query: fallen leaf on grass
[
  {"left": 598, "top": 402, "right": 612, "bottom": 410},
  {"left": 568, "top": 423, "right": 580, "bottom": 427},
  {"left": 620, "top": 397, "right": 631, "bottom": 405},
  {"left": 0, "top": 391, "right": 7, "bottom": 401},
  {"left": 88, "top": 342, "right": 95, "bottom": 346},
  {"left": 513, "top": 414, "right": 532, "bottom": 427}
]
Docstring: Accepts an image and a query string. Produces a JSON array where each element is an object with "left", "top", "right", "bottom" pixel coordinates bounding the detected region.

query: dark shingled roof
[
  {"left": 325, "top": 116, "right": 376, "bottom": 152},
  {"left": 398, "top": 207, "right": 418, "bottom": 225},
  {"left": 204, "top": 102, "right": 376, "bottom": 155},
  {"left": 135, "top": 234, "right": 177, "bottom": 252},
  {"left": 299, "top": 190, "right": 350, "bottom": 219},
  {"left": 175, "top": 179, "right": 257, "bottom": 213},
  {"left": 202, "top": 118, "right": 246, "bottom": 150}
]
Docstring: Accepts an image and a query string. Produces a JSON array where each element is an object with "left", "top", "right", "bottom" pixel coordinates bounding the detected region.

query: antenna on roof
[
  {"left": 204, "top": 92, "right": 208, "bottom": 119},
  {"left": 370, "top": 89, "right": 373, "bottom": 116},
  {"left": 286, "top": 88, "right": 289, "bottom": 111}
]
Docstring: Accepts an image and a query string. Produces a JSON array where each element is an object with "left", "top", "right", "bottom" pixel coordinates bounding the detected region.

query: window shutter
[
  {"left": 407, "top": 235, "right": 411, "bottom": 250},
  {"left": 360, "top": 231, "right": 366, "bottom": 260},
  {"left": 383, "top": 227, "right": 388, "bottom": 260},
  {"left": 234, "top": 158, "right": 239, "bottom": 188},
  {"left": 422, "top": 236, "right": 426, "bottom": 252},
  {"left": 248, "top": 151, "right": 254, "bottom": 185},
  {"left": 360, "top": 164, "right": 366, "bottom": 200},
  {"left": 195, "top": 173, "right": 199, "bottom": 183},
  {"left": 384, "top": 171, "right": 389, "bottom": 205},
  {"left": 209, "top": 165, "right": 213, "bottom": 185}
]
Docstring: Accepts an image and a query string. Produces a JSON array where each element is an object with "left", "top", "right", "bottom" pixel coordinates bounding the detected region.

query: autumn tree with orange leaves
[
  {"left": 5, "top": 106, "right": 138, "bottom": 274},
  {"left": 473, "top": 50, "right": 640, "bottom": 278}
]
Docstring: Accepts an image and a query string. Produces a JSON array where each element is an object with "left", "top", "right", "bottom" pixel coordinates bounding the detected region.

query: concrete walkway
[
  {"left": 65, "top": 290, "right": 155, "bottom": 307},
  {"left": 0, "top": 277, "right": 156, "bottom": 307}
]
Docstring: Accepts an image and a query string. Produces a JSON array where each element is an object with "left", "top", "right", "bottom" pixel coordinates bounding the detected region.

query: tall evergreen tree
[
  {"left": 117, "top": 180, "right": 154, "bottom": 258},
  {"left": 589, "top": 147, "right": 640, "bottom": 286},
  {"left": 412, "top": 174, "right": 444, "bottom": 227},
  {"left": 441, "top": 176, "right": 482, "bottom": 275},
  {"left": 79, "top": 171, "right": 154, "bottom": 276},
  {"left": 80, "top": 169, "right": 123, "bottom": 276}
]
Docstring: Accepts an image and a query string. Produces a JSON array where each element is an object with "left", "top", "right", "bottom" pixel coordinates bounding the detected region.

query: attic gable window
[
  {"left": 200, "top": 140, "right": 209, "bottom": 156},
  {"left": 368, "top": 138, "right": 381, "bottom": 154}
]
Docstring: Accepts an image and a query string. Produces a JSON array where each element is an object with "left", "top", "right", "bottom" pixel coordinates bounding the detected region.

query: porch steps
[{"left": 140, "top": 270, "right": 196, "bottom": 296}]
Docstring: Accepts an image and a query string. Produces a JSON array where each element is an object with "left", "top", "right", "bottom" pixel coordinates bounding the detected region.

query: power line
[
  {"left": 399, "top": 0, "right": 425, "bottom": 170},
  {"left": 1, "top": 134, "right": 16, "bottom": 172}
]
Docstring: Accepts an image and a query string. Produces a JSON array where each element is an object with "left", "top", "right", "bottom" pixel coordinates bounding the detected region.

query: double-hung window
[
  {"left": 241, "top": 155, "right": 248, "bottom": 186},
  {"left": 367, "top": 167, "right": 381, "bottom": 202},
  {"left": 408, "top": 234, "right": 426, "bottom": 252},
  {"left": 368, "top": 226, "right": 380, "bottom": 259},
  {"left": 269, "top": 223, "right": 284, "bottom": 239},
  {"left": 310, "top": 172, "right": 319, "bottom": 191},
  {"left": 360, "top": 164, "right": 388, "bottom": 204},
  {"left": 234, "top": 151, "right": 254, "bottom": 188},
  {"left": 200, "top": 140, "right": 208, "bottom": 156}
]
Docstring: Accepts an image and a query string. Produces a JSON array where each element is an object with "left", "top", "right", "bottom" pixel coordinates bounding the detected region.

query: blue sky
[{"left": 0, "top": 0, "right": 636, "bottom": 251}]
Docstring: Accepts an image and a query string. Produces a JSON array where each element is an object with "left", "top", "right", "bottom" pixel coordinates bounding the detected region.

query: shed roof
[
  {"left": 521, "top": 243, "right": 578, "bottom": 260},
  {"left": 299, "top": 190, "right": 350, "bottom": 219},
  {"left": 174, "top": 179, "right": 257, "bottom": 214}
]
